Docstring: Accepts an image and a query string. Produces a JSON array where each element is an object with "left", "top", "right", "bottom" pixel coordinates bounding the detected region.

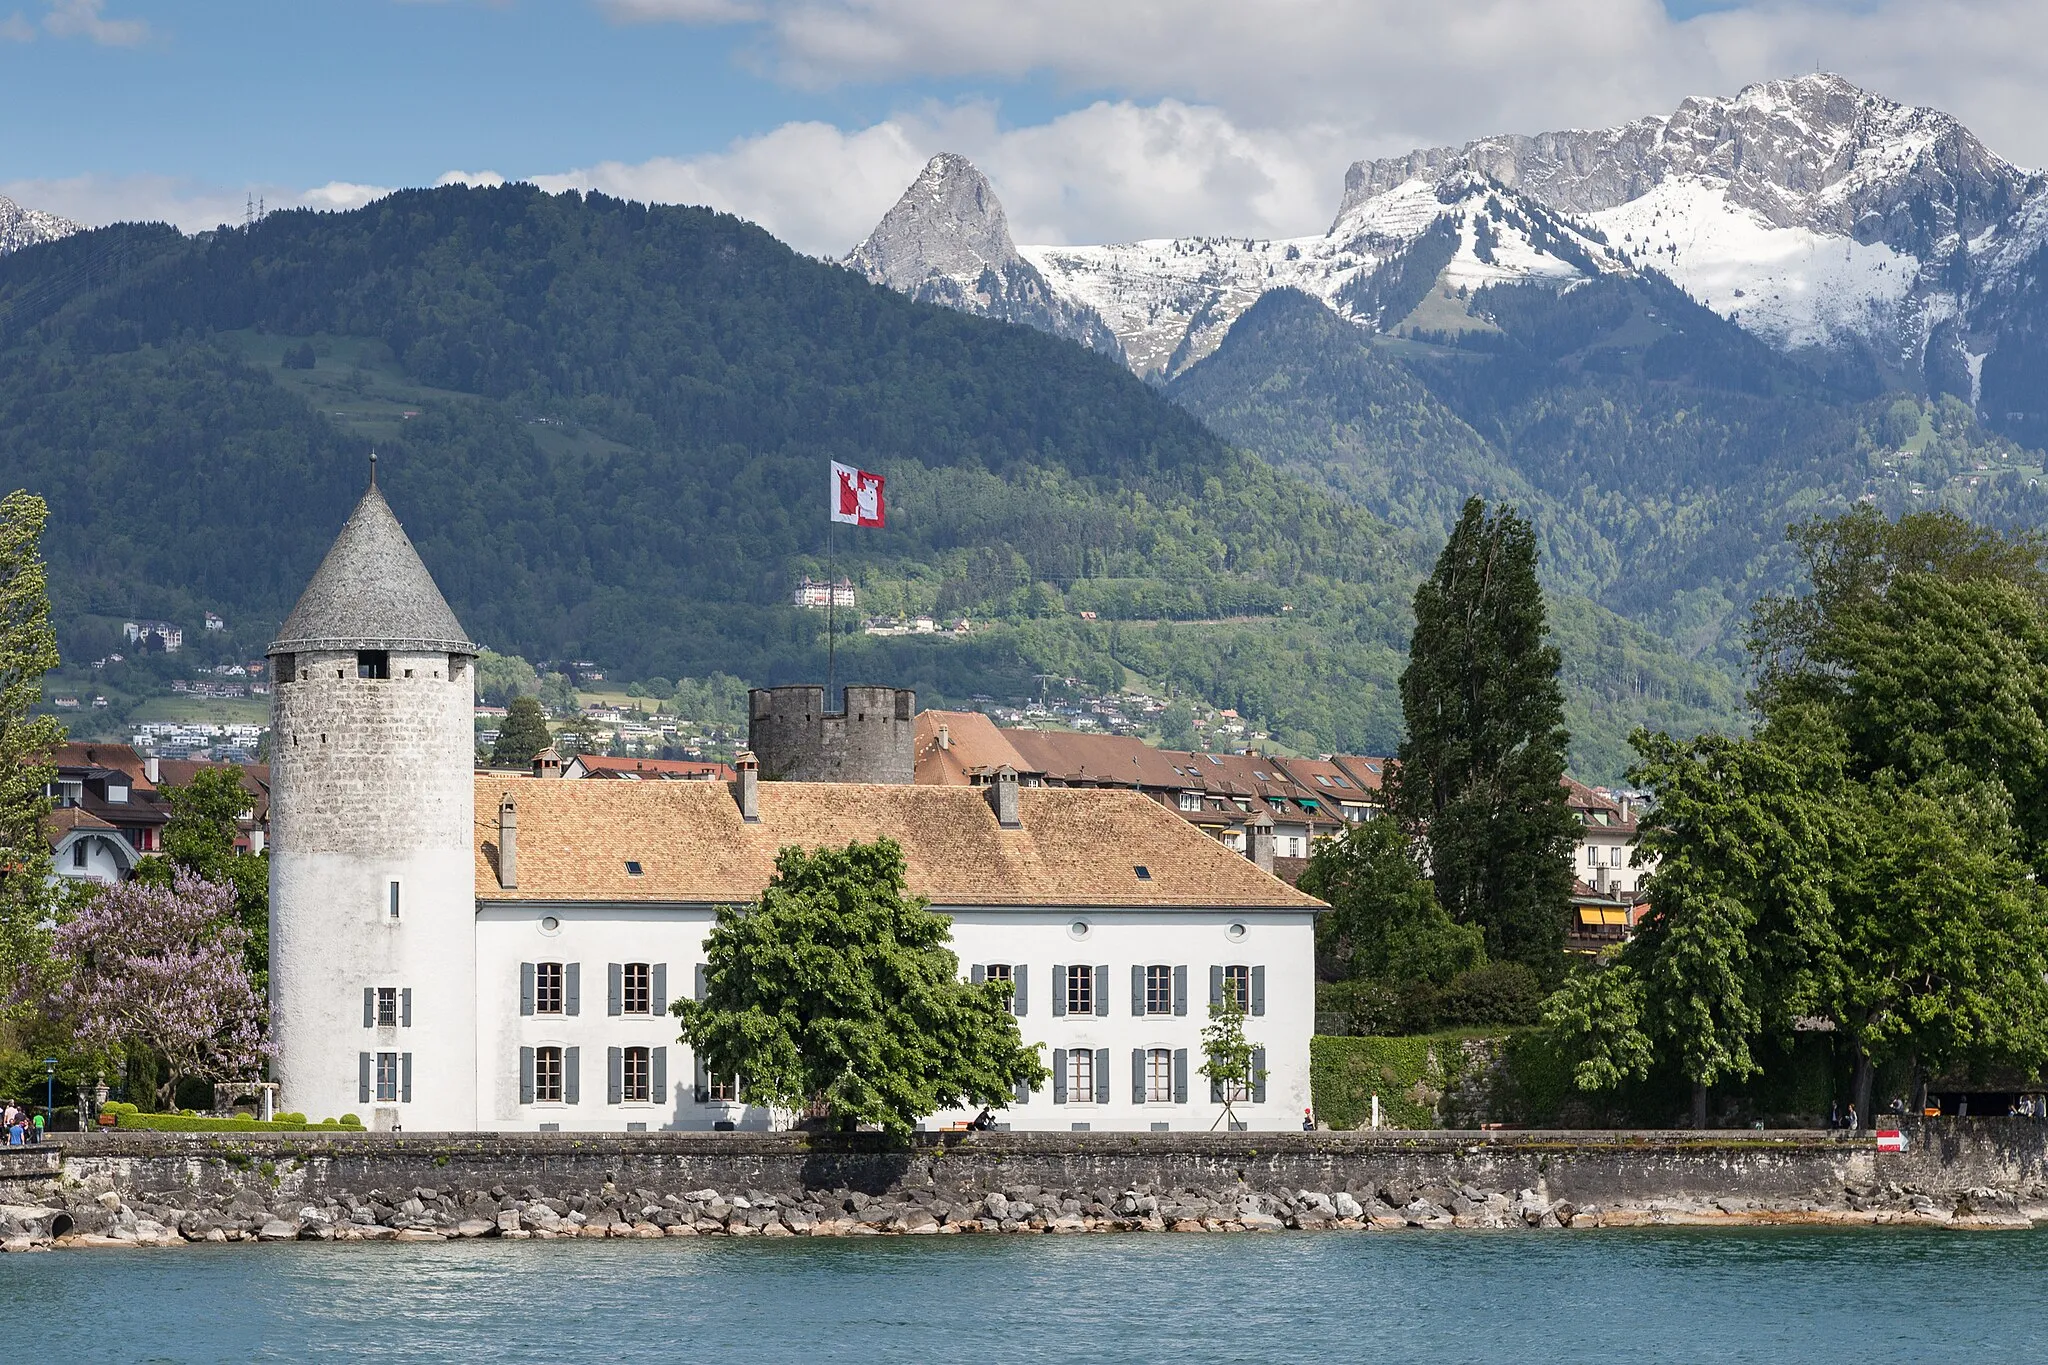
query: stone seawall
[{"left": 2, "top": 1121, "right": 2042, "bottom": 1250}]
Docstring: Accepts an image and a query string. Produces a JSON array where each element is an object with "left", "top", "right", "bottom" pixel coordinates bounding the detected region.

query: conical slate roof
[{"left": 269, "top": 482, "right": 475, "bottom": 656}]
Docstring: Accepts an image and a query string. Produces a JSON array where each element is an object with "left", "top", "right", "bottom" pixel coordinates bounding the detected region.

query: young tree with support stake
[{"left": 1199, "top": 992, "right": 1265, "bottom": 1131}]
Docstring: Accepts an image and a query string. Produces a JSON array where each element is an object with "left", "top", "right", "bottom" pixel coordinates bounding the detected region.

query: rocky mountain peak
[
  {"left": 0, "top": 194, "right": 81, "bottom": 256},
  {"left": 847, "top": 153, "right": 1021, "bottom": 291}
]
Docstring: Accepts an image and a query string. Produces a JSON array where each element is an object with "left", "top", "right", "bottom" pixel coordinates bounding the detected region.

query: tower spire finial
[{"left": 368, "top": 450, "right": 377, "bottom": 490}]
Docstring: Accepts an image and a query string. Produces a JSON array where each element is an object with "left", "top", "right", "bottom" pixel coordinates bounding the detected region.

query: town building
[
  {"left": 41, "top": 743, "right": 270, "bottom": 881},
  {"left": 266, "top": 480, "right": 1322, "bottom": 1133},
  {"left": 557, "top": 754, "right": 736, "bottom": 783},
  {"left": 792, "top": 576, "right": 856, "bottom": 610},
  {"left": 123, "top": 619, "right": 184, "bottom": 652},
  {"left": 1565, "top": 779, "right": 1652, "bottom": 950}
]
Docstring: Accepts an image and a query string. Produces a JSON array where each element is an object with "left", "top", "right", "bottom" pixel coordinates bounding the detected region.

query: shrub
[{"left": 1436, "top": 962, "right": 1545, "bottom": 1027}]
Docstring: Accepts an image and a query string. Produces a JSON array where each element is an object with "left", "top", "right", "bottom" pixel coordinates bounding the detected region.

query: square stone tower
[{"left": 267, "top": 461, "right": 479, "bottom": 1130}]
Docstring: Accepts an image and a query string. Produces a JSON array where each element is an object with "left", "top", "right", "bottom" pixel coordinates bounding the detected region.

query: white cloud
[
  {"left": 436, "top": 170, "right": 508, "bottom": 188},
  {"left": 302, "top": 181, "right": 396, "bottom": 211},
  {"left": 0, "top": 175, "right": 405, "bottom": 233},
  {"left": 0, "top": 11, "right": 34, "bottom": 41},
  {"left": 41, "top": 0, "right": 148, "bottom": 46}
]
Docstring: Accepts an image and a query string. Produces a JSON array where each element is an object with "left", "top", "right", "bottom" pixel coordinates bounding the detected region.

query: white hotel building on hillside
[{"left": 266, "top": 474, "right": 1323, "bottom": 1134}]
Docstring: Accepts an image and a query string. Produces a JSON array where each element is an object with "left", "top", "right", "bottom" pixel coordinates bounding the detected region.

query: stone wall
[
  {"left": 4, "top": 1122, "right": 2043, "bottom": 1249},
  {"left": 748, "top": 685, "right": 915, "bottom": 783}
]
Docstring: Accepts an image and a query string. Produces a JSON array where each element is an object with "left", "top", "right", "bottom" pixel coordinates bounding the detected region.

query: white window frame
[
  {"left": 1146, "top": 1047, "right": 1173, "bottom": 1103},
  {"left": 375, "top": 986, "right": 398, "bottom": 1028},
  {"left": 1222, "top": 964, "right": 1251, "bottom": 1011},
  {"left": 622, "top": 1046, "right": 651, "bottom": 1104},
  {"left": 1068, "top": 1048, "right": 1094, "bottom": 1104},
  {"left": 534, "top": 1045, "right": 565, "bottom": 1103},
  {"left": 387, "top": 879, "right": 402, "bottom": 920},
  {"left": 1065, "top": 964, "right": 1092, "bottom": 1016},
  {"left": 1145, "top": 965, "right": 1173, "bottom": 1015},
  {"left": 535, "top": 962, "right": 565, "bottom": 1015},
  {"left": 374, "top": 1051, "right": 400, "bottom": 1103},
  {"left": 622, "top": 962, "right": 652, "bottom": 1015}
]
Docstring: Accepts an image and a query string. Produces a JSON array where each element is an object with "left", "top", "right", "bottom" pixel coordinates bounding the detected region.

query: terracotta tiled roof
[
  {"left": 45, "top": 806, "right": 117, "bottom": 836},
  {"left": 49, "top": 741, "right": 155, "bottom": 791},
  {"left": 913, "top": 710, "right": 1037, "bottom": 785},
  {"left": 1565, "top": 777, "right": 1640, "bottom": 835},
  {"left": 475, "top": 776, "right": 1324, "bottom": 911},
  {"left": 1001, "top": 729, "right": 1193, "bottom": 789},
  {"left": 564, "top": 754, "right": 737, "bottom": 782}
]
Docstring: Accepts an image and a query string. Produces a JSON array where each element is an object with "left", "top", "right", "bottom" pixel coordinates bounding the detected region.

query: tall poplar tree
[
  {"left": 1393, "top": 498, "right": 1578, "bottom": 972},
  {"left": 0, "top": 491, "right": 63, "bottom": 1000}
]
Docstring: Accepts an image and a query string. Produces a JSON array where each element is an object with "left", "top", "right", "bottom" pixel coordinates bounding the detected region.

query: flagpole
[{"left": 826, "top": 507, "right": 836, "bottom": 708}]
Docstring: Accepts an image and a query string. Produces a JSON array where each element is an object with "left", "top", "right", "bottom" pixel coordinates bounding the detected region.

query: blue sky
[{"left": 5, "top": 0, "right": 2042, "bottom": 254}]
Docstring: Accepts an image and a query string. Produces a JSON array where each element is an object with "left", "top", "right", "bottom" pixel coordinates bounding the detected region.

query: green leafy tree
[
  {"left": 1198, "top": 991, "right": 1264, "bottom": 1130},
  {"left": 1157, "top": 701, "right": 1197, "bottom": 750},
  {"left": 1541, "top": 959, "right": 1655, "bottom": 1092},
  {"left": 489, "top": 696, "right": 553, "bottom": 767},
  {"left": 537, "top": 672, "right": 579, "bottom": 717},
  {"left": 672, "top": 839, "right": 1045, "bottom": 1139},
  {"left": 133, "top": 766, "right": 270, "bottom": 984},
  {"left": 1298, "top": 816, "right": 1482, "bottom": 984},
  {"left": 1393, "top": 498, "right": 1578, "bottom": 972},
  {"left": 0, "top": 491, "right": 63, "bottom": 1005},
  {"left": 474, "top": 650, "right": 541, "bottom": 707}
]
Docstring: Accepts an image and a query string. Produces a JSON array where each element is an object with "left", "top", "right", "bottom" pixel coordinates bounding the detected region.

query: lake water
[{"left": 4, "top": 1229, "right": 2040, "bottom": 1362}]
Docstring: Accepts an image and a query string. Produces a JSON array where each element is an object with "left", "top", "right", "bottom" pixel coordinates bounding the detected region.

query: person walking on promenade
[
  {"left": 29, "top": 1109, "right": 44, "bottom": 1144},
  {"left": 1845, "top": 1104, "right": 1858, "bottom": 1133}
]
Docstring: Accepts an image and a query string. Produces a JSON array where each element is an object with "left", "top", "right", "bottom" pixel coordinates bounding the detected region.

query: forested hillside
[{"left": 0, "top": 185, "right": 1739, "bottom": 777}]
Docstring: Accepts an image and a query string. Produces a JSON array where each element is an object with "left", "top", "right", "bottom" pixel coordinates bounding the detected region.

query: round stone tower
[
  {"left": 267, "top": 466, "right": 478, "bottom": 1131},
  {"left": 748, "top": 684, "right": 916, "bottom": 782}
]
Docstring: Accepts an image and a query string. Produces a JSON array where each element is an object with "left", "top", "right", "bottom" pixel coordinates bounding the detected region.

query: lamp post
[{"left": 42, "top": 1058, "right": 57, "bottom": 1134}]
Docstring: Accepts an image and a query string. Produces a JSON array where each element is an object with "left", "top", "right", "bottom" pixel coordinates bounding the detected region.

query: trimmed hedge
[{"left": 101, "top": 1103, "right": 363, "bottom": 1133}]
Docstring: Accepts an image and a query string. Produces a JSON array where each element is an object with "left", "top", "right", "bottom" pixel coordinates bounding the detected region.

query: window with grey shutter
[
  {"left": 608, "top": 963, "right": 623, "bottom": 1017},
  {"left": 1093, "top": 1048, "right": 1109, "bottom": 1104},
  {"left": 1051, "top": 1048, "right": 1068, "bottom": 1104},
  {"left": 401, "top": 988, "right": 412, "bottom": 1028},
  {"left": 1012, "top": 964, "right": 1027, "bottom": 1017},
  {"left": 1210, "top": 1069, "right": 1223, "bottom": 1103},
  {"left": 652, "top": 963, "right": 668, "bottom": 1015},
  {"left": 1051, "top": 964, "right": 1067, "bottom": 1016},
  {"left": 520, "top": 962, "right": 535, "bottom": 1016},
  {"left": 519, "top": 1047, "right": 535, "bottom": 1105},
  {"left": 971, "top": 964, "right": 985, "bottom": 985},
  {"left": 651, "top": 1047, "right": 667, "bottom": 1103},
  {"left": 363, "top": 988, "right": 374, "bottom": 1028},
  {"left": 1173, "top": 1049, "right": 1189, "bottom": 1104},
  {"left": 401, "top": 1052, "right": 413, "bottom": 1104},
  {"left": 1131, "top": 965, "right": 1145, "bottom": 1016},
  {"left": 1173, "top": 965, "right": 1188, "bottom": 1016},
  {"left": 358, "top": 1052, "right": 372, "bottom": 1104},
  {"left": 1252, "top": 1047, "right": 1267, "bottom": 1103},
  {"left": 565, "top": 963, "right": 581, "bottom": 1017},
  {"left": 1093, "top": 965, "right": 1108, "bottom": 1017},
  {"left": 1013, "top": 1077, "right": 1029, "bottom": 1105},
  {"left": 608, "top": 1046, "right": 624, "bottom": 1105},
  {"left": 1209, "top": 964, "right": 1223, "bottom": 1008},
  {"left": 1131, "top": 1049, "right": 1146, "bottom": 1104},
  {"left": 1251, "top": 966, "right": 1266, "bottom": 1017},
  {"left": 564, "top": 1046, "right": 581, "bottom": 1104},
  {"left": 695, "top": 963, "right": 708, "bottom": 1001},
  {"left": 693, "top": 1051, "right": 709, "bottom": 1103}
]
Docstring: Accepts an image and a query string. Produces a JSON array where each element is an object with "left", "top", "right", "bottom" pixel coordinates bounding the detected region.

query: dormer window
[
  {"left": 106, "top": 783, "right": 129, "bottom": 804},
  {"left": 357, "top": 650, "right": 390, "bottom": 680}
]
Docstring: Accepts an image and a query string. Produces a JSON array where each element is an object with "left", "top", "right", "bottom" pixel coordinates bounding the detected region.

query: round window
[
  {"left": 1225, "top": 922, "right": 1248, "bottom": 942},
  {"left": 540, "top": 915, "right": 561, "bottom": 934},
  {"left": 1067, "top": 920, "right": 1091, "bottom": 941}
]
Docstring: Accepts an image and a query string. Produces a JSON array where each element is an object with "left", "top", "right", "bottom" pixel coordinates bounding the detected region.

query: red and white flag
[{"left": 830, "top": 461, "right": 885, "bottom": 528}]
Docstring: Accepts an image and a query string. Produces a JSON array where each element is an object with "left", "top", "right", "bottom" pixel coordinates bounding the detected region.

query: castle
[{"left": 268, "top": 476, "right": 1319, "bottom": 1132}]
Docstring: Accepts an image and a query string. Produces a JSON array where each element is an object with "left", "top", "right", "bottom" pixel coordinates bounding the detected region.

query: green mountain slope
[{"left": 0, "top": 185, "right": 1768, "bottom": 779}]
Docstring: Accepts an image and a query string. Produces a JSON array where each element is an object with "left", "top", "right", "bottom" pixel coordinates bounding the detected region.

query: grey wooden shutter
[
  {"left": 652, "top": 963, "right": 668, "bottom": 1015},
  {"left": 1013, "top": 1077, "right": 1029, "bottom": 1105},
  {"left": 1252, "top": 1047, "right": 1267, "bottom": 1103},
  {"left": 693, "top": 1051, "right": 709, "bottom": 1103},
  {"left": 1012, "top": 964, "right": 1027, "bottom": 1017},
  {"left": 1094, "top": 1049, "right": 1110, "bottom": 1104},
  {"left": 651, "top": 1047, "right": 667, "bottom": 1103},
  {"left": 519, "top": 1047, "right": 535, "bottom": 1105},
  {"left": 401, "top": 988, "right": 412, "bottom": 1028},
  {"left": 608, "top": 963, "right": 623, "bottom": 1017},
  {"left": 363, "top": 988, "right": 374, "bottom": 1028},
  {"left": 1131, "top": 965, "right": 1145, "bottom": 1016},
  {"left": 1251, "top": 966, "right": 1266, "bottom": 1017},
  {"left": 1209, "top": 965, "right": 1223, "bottom": 1008},
  {"left": 520, "top": 962, "right": 535, "bottom": 1016},
  {"left": 1131, "top": 1048, "right": 1146, "bottom": 1104},
  {"left": 358, "top": 1052, "right": 372, "bottom": 1104},
  {"left": 1093, "top": 965, "right": 1108, "bottom": 1017},
  {"left": 565, "top": 963, "right": 581, "bottom": 1017},
  {"left": 1173, "top": 965, "right": 1188, "bottom": 1016},
  {"left": 1051, "top": 964, "right": 1067, "bottom": 1016},
  {"left": 1052, "top": 1048, "right": 1068, "bottom": 1103},
  {"left": 607, "top": 1047, "right": 623, "bottom": 1105},
  {"left": 564, "top": 1046, "right": 581, "bottom": 1104},
  {"left": 694, "top": 963, "right": 708, "bottom": 1001},
  {"left": 401, "top": 1052, "right": 413, "bottom": 1104},
  {"left": 971, "top": 964, "right": 985, "bottom": 985},
  {"left": 1173, "top": 1049, "right": 1189, "bottom": 1104}
]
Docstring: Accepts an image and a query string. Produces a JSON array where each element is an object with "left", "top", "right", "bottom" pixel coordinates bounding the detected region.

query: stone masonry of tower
[
  {"left": 747, "top": 684, "right": 915, "bottom": 783},
  {"left": 267, "top": 468, "right": 479, "bottom": 1132}
]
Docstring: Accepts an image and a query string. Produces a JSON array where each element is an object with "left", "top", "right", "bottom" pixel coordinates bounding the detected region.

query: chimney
[
  {"left": 937, "top": 723, "right": 950, "bottom": 751},
  {"left": 143, "top": 754, "right": 160, "bottom": 784},
  {"left": 734, "top": 750, "right": 760, "bottom": 823},
  {"left": 1249, "top": 810, "right": 1276, "bottom": 874},
  {"left": 532, "top": 746, "right": 561, "bottom": 779},
  {"left": 987, "top": 765, "right": 1021, "bottom": 828},
  {"left": 496, "top": 794, "right": 519, "bottom": 889},
  {"left": 1620, "top": 796, "right": 1633, "bottom": 824}
]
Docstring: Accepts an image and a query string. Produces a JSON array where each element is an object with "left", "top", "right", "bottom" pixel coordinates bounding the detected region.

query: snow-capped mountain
[
  {"left": 852, "top": 74, "right": 2048, "bottom": 393},
  {"left": 847, "top": 154, "right": 1124, "bottom": 359},
  {"left": 0, "top": 195, "right": 79, "bottom": 255}
]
